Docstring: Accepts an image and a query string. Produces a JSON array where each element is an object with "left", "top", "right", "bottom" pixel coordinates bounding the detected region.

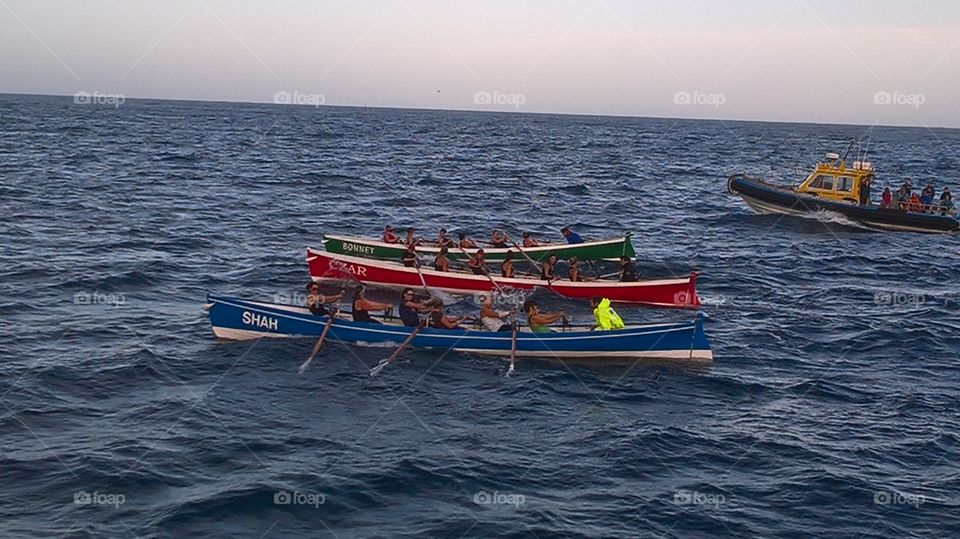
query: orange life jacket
[{"left": 909, "top": 194, "right": 923, "bottom": 212}]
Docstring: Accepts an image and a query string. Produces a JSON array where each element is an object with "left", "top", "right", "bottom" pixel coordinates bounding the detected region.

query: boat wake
[{"left": 803, "top": 209, "right": 877, "bottom": 232}]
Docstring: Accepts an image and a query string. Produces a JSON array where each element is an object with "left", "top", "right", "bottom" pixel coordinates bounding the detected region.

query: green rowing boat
[{"left": 322, "top": 233, "right": 635, "bottom": 263}]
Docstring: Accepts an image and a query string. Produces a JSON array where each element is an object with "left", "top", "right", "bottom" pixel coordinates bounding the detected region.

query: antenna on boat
[{"left": 840, "top": 139, "right": 856, "bottom": 163}]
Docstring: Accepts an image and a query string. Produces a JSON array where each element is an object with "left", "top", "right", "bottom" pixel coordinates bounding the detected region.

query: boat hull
[
  {"left": 206, "top": 295, "right": 713, "bottom": 361},
  {"left": 322, "top": 233, "right": 636, "bottom": 262},
  {"left": 728, "top": 174, "right": 959, "bottom": 233},
  {"left": 307, "top": 249, "right": 700, "bottom": 308}
]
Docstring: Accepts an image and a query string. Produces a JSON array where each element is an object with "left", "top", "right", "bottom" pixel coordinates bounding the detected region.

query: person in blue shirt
[
  {"left": 560, "top": 226, "right": 584, "bottom": 244},
  {"left": 398, "top": 288, "right": 432, "bottom": 327},
  {"left": 920, "top": 185, "right": 935, "bottom": 212}
]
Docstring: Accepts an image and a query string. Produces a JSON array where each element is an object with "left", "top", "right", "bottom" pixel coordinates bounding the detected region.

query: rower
[
  {"left": 401, "top": 243, "right": 418, "bottom": 268},
  {"left": 305, "top": 282, "right": 344, "bottom": 316},
  {"left": 479, "top": 294, "right": 513, "bottom": 332},
  {"left": 405, "top": 227, "right": 419, "bottom": 246},
  {"left": 398, "top": 288, "right": 432, "bottom": 327},
  {"left": 522, "top": 231, "right": 540, "bottom": 248},
  {"left": 619, "top": 256, "right": 638, "bottom": 282},
  {"left": 560, "top": 226, "right": 584, "bottom": 244},
  {"left": 522, "top": 299, "right": 565, "bottom": 333},
  {"left": 467, "top": 249, "right": 487, "bottom": 275},
  {"left": 568, "top": 257, "right": 582, "bottom": 282},
  {"left": 490, "top": 229, "right": 509, "bottom": 248},
  {"left": 459, "top": 232, "right": 478, "bottom": 249},
  {"left": 382, "top": 225, "right": 399, "bottom": 244},
  {"left": 438, "top": 227, "right": 455, "bottom": 248},
  {"left": 351, "top": 285, "right": 392, "bottom": 324},
  {"left": 501, "top": 250, "right": 515, "bottom": 278},
  {"left": 434, "top": 246, "right": 450, "bottom": 272},
  {"left": 590, "top": 296, "right": 624, "bottom": 331},
  {"left": 541, "top": 255, "right": 558, "bottom": 281},
  {"left": 429, "top": 299, "right": 468, "bottom": 329}
]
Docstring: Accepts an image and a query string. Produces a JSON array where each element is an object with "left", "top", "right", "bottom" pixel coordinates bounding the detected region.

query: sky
[{"left": 1, "top": 0, "right": 958, "bottom": 127}]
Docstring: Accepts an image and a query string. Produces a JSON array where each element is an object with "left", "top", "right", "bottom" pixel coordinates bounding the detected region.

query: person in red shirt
[
  {"left": 880, "top": 187, "right": 892, "bottom": 208},
  {"left": 382, "top": 225, "right": 399, "bottom": 243}
]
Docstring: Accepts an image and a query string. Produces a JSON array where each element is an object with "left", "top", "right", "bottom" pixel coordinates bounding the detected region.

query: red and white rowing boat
[{"left": 306, "top": 249, "right": 700, "bottom": 308}]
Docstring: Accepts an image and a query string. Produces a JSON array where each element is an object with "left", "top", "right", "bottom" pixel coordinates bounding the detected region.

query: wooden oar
[
  {"left": 508, "top": 238, "right": 543, "bottom": 273},
  {"left": 298, "top": 314, "right": 336, "bottom": 374},
  {"left": 369, "top": 325, "right": 422, "bottom": 377},
  {"left": 507, "top": 314, "right": 518, "bottom": 376},
  {"left": 413, "top": 262, "right": 433, "bottom": 297},
  {"left": 457, "top": 246, "right": 508, "bottom": 295}
]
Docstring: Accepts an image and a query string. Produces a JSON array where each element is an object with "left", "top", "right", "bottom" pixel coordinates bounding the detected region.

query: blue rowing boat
[{"left": 205, "top": 295, "right": 713, "bottom": 362}]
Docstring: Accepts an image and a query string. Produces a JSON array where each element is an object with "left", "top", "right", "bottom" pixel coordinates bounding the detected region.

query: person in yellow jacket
[{"left": 590, "top": 296, "right": 624, "bottom": 331}]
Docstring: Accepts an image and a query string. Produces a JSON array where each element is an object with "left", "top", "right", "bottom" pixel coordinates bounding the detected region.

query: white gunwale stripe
[
  {"left": 211, "top": 297, "right": 696, "bottom": 343},
  {"left": 307, "top": 249, "right": 692, "bottom": 288}
]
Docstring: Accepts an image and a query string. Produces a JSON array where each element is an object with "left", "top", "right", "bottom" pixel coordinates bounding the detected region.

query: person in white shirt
[{"left": 478, "top": 295, "right": 514, "bottom": 332}]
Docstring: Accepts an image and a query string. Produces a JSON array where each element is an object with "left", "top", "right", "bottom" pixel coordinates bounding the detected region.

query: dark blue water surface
[{"left": 1, "top": 93, "right": 959, "bottom": 538}]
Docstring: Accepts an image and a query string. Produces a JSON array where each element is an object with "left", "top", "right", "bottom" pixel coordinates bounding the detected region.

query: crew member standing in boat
[
  {"left": 859, "top": 176, "right": 872, "bottom": 205},
  {"left": 880, "top": 187, "right": 892, "bottom": 208},
  {"left": 921, "top": 185, "right": 935, "bottom": 212},
  {"left": 896, "top": 180, "right": 912, "bottom": 209},
  {"left": 941, "top": 187, "right": 955, "bottom": 214},
  {"left": 305, "top": 282, "right": 344, "bottom": 316},
  {"left": 619, "top": 256, "right": 638, "bottom": 282},
  {"left": 351, "top": 285, "right": 392, "bottom": 324},
  {"left": 522, "top": 300, "right": 566, "bottom": 333},
  {"left": 541, "top": 255, "right": 558, "bottom": 280},
  {"left": 467, "top": 249, "right": 487, "bottom": 275},
  {"left": 382, "top": 225, "right": 399, "bottom": 244},
  {"left": 399, "top": 288, "right": 433, "bottom": 327}
]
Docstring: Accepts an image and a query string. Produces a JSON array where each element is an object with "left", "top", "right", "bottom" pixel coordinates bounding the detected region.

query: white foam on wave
[{"left": 806, "top": 209, "right": 876, "bottom": 231}]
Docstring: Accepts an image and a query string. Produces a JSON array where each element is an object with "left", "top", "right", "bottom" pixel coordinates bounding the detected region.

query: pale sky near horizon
[{"left": 1, "top": 0, "right": 958, "bottom": 127}]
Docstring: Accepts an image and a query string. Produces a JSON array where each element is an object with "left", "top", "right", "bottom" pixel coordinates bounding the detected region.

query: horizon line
[{"left": 2, "top": 91, "right": 957, "bottom": 132}]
